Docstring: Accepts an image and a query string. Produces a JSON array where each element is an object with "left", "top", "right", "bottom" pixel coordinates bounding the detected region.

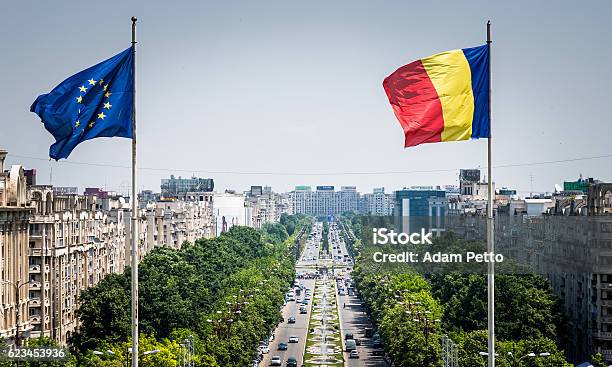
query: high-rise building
[
  {"left": 394, "top": 188, "right": 447, "bottom": 234},
  {"left": 361, "top": 187, "right": 394, "bottom": 216},
  {"left": 290, "top": 186, "right": 360, "bottom": 216},
  {"left": 161, "top": 175, "right": 214, "bottom": 197},
  {"left": 459, "top": 169, "right": 481, "bottom": 196}
]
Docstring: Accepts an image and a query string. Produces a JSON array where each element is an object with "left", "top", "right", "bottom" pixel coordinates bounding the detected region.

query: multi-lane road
[
  {"left": 258, "top": 221, "right": 387, "bottom": 367},
  {"left": 258, "top": 225, "right": 320, "bottom": 367},
  {"left": 332, "top": 224, "right": 387, "bottom": 367}
]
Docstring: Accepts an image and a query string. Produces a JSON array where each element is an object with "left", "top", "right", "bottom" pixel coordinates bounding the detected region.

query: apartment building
[
  {"left": 361, "top": 187, "right": 394, "bottom": 216},
  {"left": 0, "top": 150, "right": 217, "bottom": 345},
  {"left": 0, "top": 150, "right": 32, "bottom": 344},
  {"left": 246, "top": 186, "right": 293, "bottom": 229},
  {"left": 446, "top": 177, "right": 612, "bottom": 363},
  {"left": 290, "top": 186, "right": 360, "bottom": 216},
  {"left": 27, "top": 186, "right": 128, "bottom": 343}
]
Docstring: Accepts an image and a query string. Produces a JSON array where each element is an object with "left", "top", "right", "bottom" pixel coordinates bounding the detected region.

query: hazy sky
[{"left": 1, "top": 1, "right": 610, "bottom": 195}]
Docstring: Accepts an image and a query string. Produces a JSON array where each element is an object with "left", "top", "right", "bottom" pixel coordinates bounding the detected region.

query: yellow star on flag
[
  {"left": 103, "top": 102, "right": 112, "bottom": 109},
  {"left": 103, "top": 84, "right": 109, "bottom": 91},
  {"left": 76, "top": 96, "right": 83, "bottom": 103},
  {"left": 97, "top": 112, "right": 106, "bottom": 120},
  {"left": 104, "top": 91, "right": 111, "bottom": 98},
  {"left": 79, "top": 85, "right": 87, "bottom": 93},
  {"left": 99, "top": 79, "right": 104, "bottom": 85},
  {"left": 89, "top": 121, "right": 95, "bottom": 128},
  {"left": 88, "top": 78, "right": 97, "bottom": 86},
  {"left": 75, "top": 120, "right": 80, "bottom": 128}
]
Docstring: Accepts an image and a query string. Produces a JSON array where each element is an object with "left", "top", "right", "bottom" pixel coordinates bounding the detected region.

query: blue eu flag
[{"left": 31, "top": 47, "right": 134, "bottom": 160}]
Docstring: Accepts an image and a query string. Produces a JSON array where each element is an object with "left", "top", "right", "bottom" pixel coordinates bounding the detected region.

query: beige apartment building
[{"left": 0, "top": 150, "right": 32, "bottom": 343}]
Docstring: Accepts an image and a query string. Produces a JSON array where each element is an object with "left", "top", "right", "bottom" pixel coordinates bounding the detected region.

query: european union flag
[{"left": 31, "top": 47, "right": 134, "bottom": 160}]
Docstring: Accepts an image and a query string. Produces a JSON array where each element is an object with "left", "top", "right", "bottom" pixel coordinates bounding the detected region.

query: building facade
[
  {"left": 394, "top": 188, "right": 448, "bottom": 234},
  {"left": 0, "top": 150, "right": 32, "bottom": 343},
  {"left": 290, "top": 186, "right": 360, "bottom": 217},
  {"left": 161, "top": 175, "right": 214, "bottom": 197},
  {"left": 1, "top": 151, "right": 217, "bottom": 345},
  {"left": 361, "top": 187, "right": 394, "bottom": 216}
]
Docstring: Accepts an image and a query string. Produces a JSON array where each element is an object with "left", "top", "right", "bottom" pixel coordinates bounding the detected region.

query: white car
[
  {"left": 288, "top": 336, "right": 299, "bottom": 343},
  {"left": 270, "top": 355, "right": 282, "bottom": 366},
  {"left": 259, "top": 345, "right": 270, "bottom": 354}
]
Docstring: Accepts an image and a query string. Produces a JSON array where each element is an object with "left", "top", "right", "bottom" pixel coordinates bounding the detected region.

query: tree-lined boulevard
[{"left": 4, "top": 213, "right": 610, "bottom": 367}]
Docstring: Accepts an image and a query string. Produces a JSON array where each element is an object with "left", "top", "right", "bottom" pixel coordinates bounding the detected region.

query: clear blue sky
[{"left": 1, "top": 0, "right": 610, "bottom": 195}]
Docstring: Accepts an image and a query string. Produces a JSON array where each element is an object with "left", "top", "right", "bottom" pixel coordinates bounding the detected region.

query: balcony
[
  {"left": 593, "top": 331, "right": 612, "bottom": 340},
  {"left": 29, "top": 298, "right": 42, "bottom": 307},
  {"left": 29, "top": 265, "right": 41, "bottom": 273},
  {"left": 29, "top": 315, "right": 41, "bottom": 323},
  {"left": 29, "top": 282, "right": 41, "bottom": 290},
  {"left": 29, "top": 249, "right": 42, "bottom": 256}
]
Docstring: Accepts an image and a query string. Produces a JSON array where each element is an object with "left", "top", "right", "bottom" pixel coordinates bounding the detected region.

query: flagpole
[
  {"left": 486, "top": 20, "right": 495, "bottom": 367},
  {"left": 130, "top": 16, "right": 139, "bottom": 367}
]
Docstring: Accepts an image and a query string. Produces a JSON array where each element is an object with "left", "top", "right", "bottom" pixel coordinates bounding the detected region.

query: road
[
  {"left": 259, "top": 221, "right": 387, "bottom": 367},
  {"left": 332, "top": 223, "right": 388, "bottom": 367},
  {"left": 259, "top": 224, "right": 321, "bottom": 367}
]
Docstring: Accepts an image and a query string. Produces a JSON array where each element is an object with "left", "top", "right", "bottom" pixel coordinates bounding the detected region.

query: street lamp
[
  {"left": 479, "top": 350, "right": 550, "bottom": 367},
  {"left": 126, "top": 347, "right": 160, "bottom": 367},
  {"left": 93, "top": 350, "right": 115, "bottom": 357}
]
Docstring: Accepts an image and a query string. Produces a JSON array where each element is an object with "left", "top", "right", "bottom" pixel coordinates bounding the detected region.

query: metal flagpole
[
  {"left": 486, "top": 20, "right": 495, "bottom": 367},
  {"left": 130, "top": 16, "right": 139, "bottom": 367}
]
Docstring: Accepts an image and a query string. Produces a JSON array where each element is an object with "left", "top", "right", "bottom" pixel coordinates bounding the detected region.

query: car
[
  {"left": 259, "top": 345, "right": 270, "bottom": 354},
  {"left": 345, "top": 333, "right": 354, "bottom": 340},
  {"left": 286, "top": 357, "right": 298, "bottom": 367},
  {"left": 288, "top": 336, "right": 299, "bottom": 343},
  {"left": 349, "top": 350, "right": 359, "bottom": 359},
  {"left": 301, "top": 300, "right": 308, "bottom": 305},
  {"left": 288, "top": 316, "right": 296, "bottom": 324},
  {"left": 299, "top": 307, "right": 307, "bottom": 314},
  {"left": 345, "top": 339, "right": 357, "bottom": 352},
  {"left": 270, "top": 356, "right": 282, "bottom": 366},
  {"left": 278, "top": 343, "right": 288, "bottom": 351}
]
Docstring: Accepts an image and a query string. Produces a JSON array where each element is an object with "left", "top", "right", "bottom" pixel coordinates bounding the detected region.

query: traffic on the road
[{"left": 254, "top": 221, "right": 387, "bottom": 367}]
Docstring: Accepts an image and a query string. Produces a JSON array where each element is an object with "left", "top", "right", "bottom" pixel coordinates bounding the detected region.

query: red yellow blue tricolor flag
[{"left": 383, "top": 45, "right": 490, "bottom": 148}]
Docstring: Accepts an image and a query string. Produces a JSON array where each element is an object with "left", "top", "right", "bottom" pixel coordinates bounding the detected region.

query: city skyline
[{"left": 2, "top": 1, "right": 611, "bottom": 194}]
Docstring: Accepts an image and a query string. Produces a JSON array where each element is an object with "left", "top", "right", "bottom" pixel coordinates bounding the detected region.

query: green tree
[
  {"left": 429, "top": 273, "right": 564, "bottom": 342},
  {"left": 261, "top": 222, "right": 289, "bottom": 245},
  {"left": 72, "top": 225, "right": 294, "bottom": 366},
  {"left": 72, "top": 274, "right": 131, "bottom": 352},
  {"left": 591, "top": 353, "right": 607, "bottom": 367}
]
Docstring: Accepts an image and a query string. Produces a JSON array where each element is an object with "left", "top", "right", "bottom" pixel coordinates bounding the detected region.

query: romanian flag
[{"left": 383, "top": 45, "right": 490, "bottom": 148}]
